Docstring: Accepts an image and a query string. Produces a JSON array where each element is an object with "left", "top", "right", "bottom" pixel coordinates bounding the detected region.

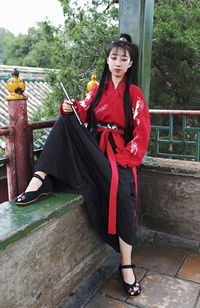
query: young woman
[{"left": 16, "top": 34, "right": 151, "bottom": 296}]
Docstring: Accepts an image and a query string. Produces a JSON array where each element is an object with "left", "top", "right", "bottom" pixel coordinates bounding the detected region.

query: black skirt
[{"left": 35, "top": 114, "right": 137, "bottom": 252}]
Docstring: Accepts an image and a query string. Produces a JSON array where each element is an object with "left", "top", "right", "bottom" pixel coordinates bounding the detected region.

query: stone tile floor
[{"left": 85, "top": 243, "right": 200, "bottom": 308}]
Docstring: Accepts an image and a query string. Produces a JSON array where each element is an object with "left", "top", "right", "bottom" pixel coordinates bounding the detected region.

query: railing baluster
[
  {"left": 182, "top": 115, "right": 186, "bottom": 142},
  {"left": 196, "top": 131, "right": 200, "bottom": 162},
  {"left": 169, "top": 114, "right": 173, "bottom": 141},
  {"left": 149, "top": 110, "right": 200, "bottom": 161},
  {"left": 155, "top": 128, "right": 159, "bottom": 156}
]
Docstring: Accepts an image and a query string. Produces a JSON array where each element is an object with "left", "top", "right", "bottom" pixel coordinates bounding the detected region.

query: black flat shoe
[
  {"left": 119, "top": 264, "right": 141, "bottom": 297},
  {"left": 16, "top": 173, "right": 53, "bottom": 205}
]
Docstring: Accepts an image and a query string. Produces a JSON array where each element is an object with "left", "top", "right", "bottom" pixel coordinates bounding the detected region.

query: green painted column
[{"left": 119, "top": 0, "right": 154, "bottom": 107}]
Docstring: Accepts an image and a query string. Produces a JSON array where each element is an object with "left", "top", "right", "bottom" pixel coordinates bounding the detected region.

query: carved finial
[
  {"left": 6, "top": 69, "right": 28, "bottom": 100},
  {"left": 87, "top": 74, "right": 99, "bottom": 93}
]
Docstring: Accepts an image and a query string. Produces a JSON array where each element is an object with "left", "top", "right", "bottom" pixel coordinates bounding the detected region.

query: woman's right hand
[{"left": 62, "top": 99, "right": 75, "bottom": 113}]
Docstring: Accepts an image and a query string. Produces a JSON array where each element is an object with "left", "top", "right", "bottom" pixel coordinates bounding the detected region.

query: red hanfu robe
[
  {"left": 60, "top": 76, "right": 151, "bottom": 235},
  {"left": 60, "top": 77, "right": 150, "bottom": 168}
]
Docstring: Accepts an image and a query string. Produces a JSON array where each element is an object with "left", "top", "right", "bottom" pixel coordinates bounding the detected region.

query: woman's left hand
[{"left": 62, "top": 99, "right": 75, "bottom": 113}]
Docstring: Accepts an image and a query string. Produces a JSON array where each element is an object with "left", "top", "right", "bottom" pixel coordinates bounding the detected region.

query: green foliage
[
  {"left": 2, "top": 22, "right": 58, "bottom": 68},
  {"left": 31, "top": 0, "right": 118, "bottom": 120},
  {"left": 148, "top": 0, "right": 200, "bottom": 159},
  {"left": 0, "top": 136, "right": 5, "bottom": 159},
  {"left": 0, "top": 27, "right": 12, "bottom": 64},
  {"left": 150, "top": 0, "right": 200, "bottom": 110}
]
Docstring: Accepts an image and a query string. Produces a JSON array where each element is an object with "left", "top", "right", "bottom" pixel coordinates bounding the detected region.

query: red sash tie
[{"left": 97, "top": 127, "right": 138, "bottom": 234}]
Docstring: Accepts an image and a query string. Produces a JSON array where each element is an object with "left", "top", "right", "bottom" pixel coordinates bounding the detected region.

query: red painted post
[
  {"left": 5, "top": 69, "right": 34, "bottom": 200},
  {"left": 5, "top": 125, "right": 17, "bottom": 199},
  {"left": 6, "top": 99, "right": 33, "bottom": 199}
]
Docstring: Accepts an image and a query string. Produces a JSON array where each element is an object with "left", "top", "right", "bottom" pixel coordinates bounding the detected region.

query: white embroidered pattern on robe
[
  {"left": 130, "top": 141, "right": 138, "bottom": 155},
  {"left": 95, "top": 104, "right": 108, "bottom": 114},
  {"left": 136, "top": 118, "right": 140, "bottom": 126},
  {"left": 133, "top": 96, "right": 144, "bottom": 120},
  {"left": 79, "top": 100, "right": 90, "bottom": 110}
]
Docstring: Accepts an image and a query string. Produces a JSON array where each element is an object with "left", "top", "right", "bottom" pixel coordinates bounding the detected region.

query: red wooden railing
[
  {"left": 0, "top": 106, "right": 200, "bottom": 201},
  {"left": 0, "top": 97, "right": 55, "bottom": 200}
]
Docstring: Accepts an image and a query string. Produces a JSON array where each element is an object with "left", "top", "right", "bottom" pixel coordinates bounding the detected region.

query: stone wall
[
  {"left": 139, "top": 157, "right": 200, "bottom": 242},
  {"left": 0, "top": 198, "right": 111, "bottom": 308}
]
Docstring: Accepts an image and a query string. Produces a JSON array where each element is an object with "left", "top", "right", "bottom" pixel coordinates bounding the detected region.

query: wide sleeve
[
  {"left": 115, "top": 87, "right": 151, "bottom": 168},
  {"left": 60, "top": 86, "right": 98, "bottom": 123}
]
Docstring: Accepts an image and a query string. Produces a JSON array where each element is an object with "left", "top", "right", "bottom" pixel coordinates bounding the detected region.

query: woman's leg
[
  {"left": 119, "top": 236, "right": 140, "bottom": 296},
  {"left": 25, "top": 171, "right": 47, "bottom": 192},
  {"left": 119, "top": 236, "right": 134, "bottom": 283}
]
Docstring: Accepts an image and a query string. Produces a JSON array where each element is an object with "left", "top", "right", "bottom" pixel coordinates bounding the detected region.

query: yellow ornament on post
[
  {"left": 6, "top": 69, "right": 28, "bottom": 100},
  {"left": 86, "top": 74, "right": 99, "bottom": 95}
]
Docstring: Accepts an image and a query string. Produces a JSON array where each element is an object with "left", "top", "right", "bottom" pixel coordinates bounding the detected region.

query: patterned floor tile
[
  {"left": 178, "top": 254, "right": 200, "bottom": 283},
  {"left": 85, "top": 294, "right": 137, "bottom": 308},
  {"left": 127, "top": 272, "right": 200, "bottom": 308},
  {"left": 132, "top": 243, "right": 186, "bottom": 275}
]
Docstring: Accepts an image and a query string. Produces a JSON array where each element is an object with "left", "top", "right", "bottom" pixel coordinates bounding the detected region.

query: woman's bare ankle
[
  {"left": 25, "top": 171, "right": 47, "bottom": 192},
  {"left": 35, "top": 171, "right": 47, "bottom": 179}
]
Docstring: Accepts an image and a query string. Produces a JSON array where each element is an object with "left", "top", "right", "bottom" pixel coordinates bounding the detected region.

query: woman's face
[{"left": 107, "top": 47, "right": 133, "bottom": 79}]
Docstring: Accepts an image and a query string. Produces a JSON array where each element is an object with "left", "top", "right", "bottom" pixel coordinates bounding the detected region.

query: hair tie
[{"left": 119, "top": 37, "right": 128, "bottom": 42}]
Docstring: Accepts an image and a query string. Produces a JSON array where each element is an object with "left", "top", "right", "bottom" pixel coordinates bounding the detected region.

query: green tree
[
  {"left": 32, "top": 0, "right": 118, "bottom": 120},
  {"left": 3, "top": 22, "right": 57, "bottom": 68},
  {"left": 0, "top": 27, "right": 12, "bottom": 64},
  {"left": 149, "top": 0, "right": 200, "bottom": 158},
  {"left": 150, "top": 0, "right": 200, "bottom": 110}
]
